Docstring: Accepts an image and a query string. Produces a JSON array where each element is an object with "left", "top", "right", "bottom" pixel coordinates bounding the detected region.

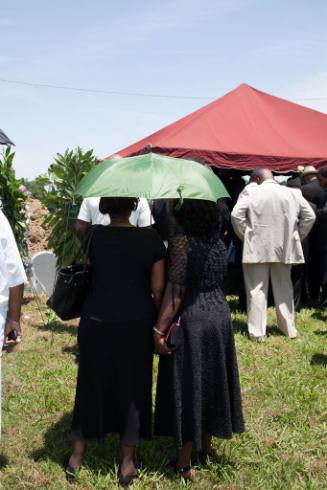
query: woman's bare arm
[
  {"left": 153, "top": 281, "right": 186, "bottom": 355},
  {"left": 151, "top": 258, "right": 165, "bottom": 311},
  {"left": 156, "top": 282, "right": 185, "bottom": 332}
]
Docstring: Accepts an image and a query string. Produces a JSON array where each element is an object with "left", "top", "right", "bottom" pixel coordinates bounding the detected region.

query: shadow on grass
[
  {"left": 311, "top": 353, "right": 327, "bottom": 367},
  {"left": 312, "top": 310, "right": 327, "bottom": 322},
  {"left": 31, "top": 412, "right": 235, "bottom": 480},
  {"left": 232, "top": 318, "right": 248, "bottom": 335},
  {"left": 232, "top": 320, "right": 286, "bottom": 339},
  {"left": 62, "top": 344, "right": 79, "bottom": 363},
  {"left": 0, "top": 453, "right": 9, "bottom": 468},
  {"left": 31, "top": 412, "right": 174, "bottom": 476},
  {"left": 37, "top": 320, "right": 78, "bottom": 336},
  {"left": 314, "top": 330, "right": 327, "bottom": 336},
  {"left": 62, "top": 345, "right": 78, "bottom": 355},
  {"left": 266, "top": 326, "right": 290, "bottom": 337},
  {"left": 32, "top": 412, "right": 73, "bottom": 466}
]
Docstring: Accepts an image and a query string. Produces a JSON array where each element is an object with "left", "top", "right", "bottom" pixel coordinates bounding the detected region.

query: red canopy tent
[{"left": 106, "top": 84, "right": 327, "bottom": 172}]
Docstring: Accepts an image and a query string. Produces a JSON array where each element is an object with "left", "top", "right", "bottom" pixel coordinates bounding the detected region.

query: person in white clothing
[
  {"left": 75, "top": 197, "right": 153, "bottom": 237},
  {"left": 237, "top": 172, "right": 258, "bottom": 200},
  {"left": 231, "top": 169, "right": 315, "bottom": 340},
  {"left": 0, "top": 209, "right": 27, "bottom": 434}
]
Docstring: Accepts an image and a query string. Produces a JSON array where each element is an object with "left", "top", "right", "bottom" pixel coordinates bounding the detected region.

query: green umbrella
[{"left": 76, "top": 153, "right": 229, "bottom": 202}]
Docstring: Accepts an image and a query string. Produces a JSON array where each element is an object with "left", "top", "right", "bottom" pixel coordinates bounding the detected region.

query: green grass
[{"left": 0, "top": 297, "right": 326, "bottom": 489}]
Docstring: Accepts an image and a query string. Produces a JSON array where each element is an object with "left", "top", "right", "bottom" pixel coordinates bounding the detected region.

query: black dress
[
  {"left": 71, "top": 226, "right": 166, "bottom": 445},
  {"left": 154, "top": 233, "right": 244, "bottom": 450}
]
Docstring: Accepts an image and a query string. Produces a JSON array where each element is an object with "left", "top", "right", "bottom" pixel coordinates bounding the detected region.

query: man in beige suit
[{"left": 231, "top": 169, "right": 315, "bottom": 340}]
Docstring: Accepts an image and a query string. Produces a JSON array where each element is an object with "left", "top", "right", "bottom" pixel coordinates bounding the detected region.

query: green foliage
[
  {"left": 41, "top": 147, "right": 96, "bottom": 267},
  {"left": 0, "top": 146, "right": 28, "bottom": 260},
  {"left": 24, "top": 174, "right": 50, "bottom": 201}
]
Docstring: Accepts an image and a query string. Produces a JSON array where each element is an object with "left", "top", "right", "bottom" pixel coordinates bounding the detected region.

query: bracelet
[{"left": 153, "top": 327, "right": 165, "bottom": 337}]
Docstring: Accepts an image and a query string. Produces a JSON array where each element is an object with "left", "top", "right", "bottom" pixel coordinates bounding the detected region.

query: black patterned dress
[{"left": 154, "top": 233, "right": 244, "bottom": 450}]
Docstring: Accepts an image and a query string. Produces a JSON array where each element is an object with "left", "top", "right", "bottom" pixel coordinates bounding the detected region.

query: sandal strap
[{"left": 176, "top": 464, "right": 192, "bottom": 474}]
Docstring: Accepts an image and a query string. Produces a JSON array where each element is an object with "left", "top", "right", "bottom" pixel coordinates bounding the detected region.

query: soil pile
[{"left": 26, "top": 198, "right": 50, "bottom": 255}]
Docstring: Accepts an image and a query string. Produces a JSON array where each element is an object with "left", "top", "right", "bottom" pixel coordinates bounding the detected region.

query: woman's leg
[
  {"left": 120, "top": 445, "right": 137, "bottom": 476},
  {"left": 68, "top": 437, "right": 86, "bottom": 469},
  {"left": 202, "top": 432, "right": 212, "bottom": 453},
  {"left": 177, "top": 442, "right": 194, "bottom": 479},
  {"left": 199, "top": 432, "right": 221, "bottom": 464}
]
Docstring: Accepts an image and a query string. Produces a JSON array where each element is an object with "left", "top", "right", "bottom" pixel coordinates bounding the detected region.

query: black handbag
[{"left": 46, "top": 226, "right": 97, "bottom": 320}]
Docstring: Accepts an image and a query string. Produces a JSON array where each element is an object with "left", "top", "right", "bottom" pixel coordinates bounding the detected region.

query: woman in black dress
[
  {"left": 154, "top": 199, "right": 244, "bottom": 481},
  {"left": 67, "top": 197, "right": 166, "bottom": 486}
]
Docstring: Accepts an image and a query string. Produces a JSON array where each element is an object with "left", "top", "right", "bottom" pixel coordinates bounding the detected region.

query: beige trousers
[{"left": 243, "top": 263, "right": 297, "bottom": 338}]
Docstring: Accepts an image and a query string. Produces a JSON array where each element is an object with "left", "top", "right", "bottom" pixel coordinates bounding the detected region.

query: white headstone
[{"left": 30, "top": 251, "right": 57, "bottom": 296}]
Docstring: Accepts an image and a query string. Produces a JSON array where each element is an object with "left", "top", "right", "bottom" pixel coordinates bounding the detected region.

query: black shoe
[
  {"left": 175, "top": 464, "right": 194, "bottom": 482},
  {"left": 166, "top": 460, "right": 194, "bottom": 481},
  {"left": 118, "top": 468, "right": 138, "bottom": 487},
  {"left": 65, "top": 463, "right": 80, "bottom": 482}
]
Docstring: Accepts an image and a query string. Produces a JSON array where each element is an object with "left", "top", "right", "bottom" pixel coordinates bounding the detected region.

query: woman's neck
[{"left": 109, "top": 216, "right": 133, "bottom": 227}]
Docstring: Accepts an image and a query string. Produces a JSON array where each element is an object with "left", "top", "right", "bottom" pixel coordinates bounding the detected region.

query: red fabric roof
[{"left": 107, "top": 84, "right": 327, "bottom": 172}]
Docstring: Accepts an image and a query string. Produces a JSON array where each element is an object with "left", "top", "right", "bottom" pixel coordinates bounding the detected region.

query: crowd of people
[{"left": 0, "top": 164, "right": 326, "bottom": 486}]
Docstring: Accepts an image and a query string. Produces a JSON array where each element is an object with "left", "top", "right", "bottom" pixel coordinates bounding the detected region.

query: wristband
[{"left": 153, "top": 327, "right": 165, "bottom": 337}]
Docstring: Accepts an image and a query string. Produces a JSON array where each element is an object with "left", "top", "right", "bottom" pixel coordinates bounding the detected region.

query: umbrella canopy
[
  {"left": 105, "top": 84, "right": 327, "bottom": 172},
  {"left": 0, "top": 128, "right": 14, "bottom": 146},
  {"left": 76, "top": 153, "right": 229, "bottom": 202}
]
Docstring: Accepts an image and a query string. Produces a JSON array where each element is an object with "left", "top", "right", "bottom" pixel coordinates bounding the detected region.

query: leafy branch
[
  {"left": 0, "top": 147, "right": 28, "bottom": 260},
  {"left": 41, "top": 147, "right": 96, "bottom": 267}
]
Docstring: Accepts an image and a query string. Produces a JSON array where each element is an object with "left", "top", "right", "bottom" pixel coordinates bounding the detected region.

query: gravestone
[{"left": 30, "top": 251, "right": 57, "bottom": 296}]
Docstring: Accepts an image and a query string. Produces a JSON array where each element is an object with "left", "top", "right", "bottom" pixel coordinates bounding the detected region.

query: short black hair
[
  {"left": 99, "top": 197, "right": 138, "bottom": 216},
  {"left": 318, "top": 166, "right": 327, "bottom": 178},
  {"left": 173, "top": 199, "right": 221, "bottom": 236}
]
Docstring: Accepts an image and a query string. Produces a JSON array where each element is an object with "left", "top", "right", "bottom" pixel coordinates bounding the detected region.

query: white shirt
[
  {"left": 0, "top": 210, "right": 27, "bottom": 316},
  {"left": 77, "top": 197, "right": 153, "bottom": 226}
]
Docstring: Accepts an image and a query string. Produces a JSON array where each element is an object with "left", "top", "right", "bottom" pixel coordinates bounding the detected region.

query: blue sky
[{"left": 1, "top": 0, "right": 327, "bottom": 178}]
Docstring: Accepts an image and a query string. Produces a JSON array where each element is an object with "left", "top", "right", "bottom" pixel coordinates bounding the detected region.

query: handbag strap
[{"left": 72, "top": 225, "right": 99, "bottom": 269}]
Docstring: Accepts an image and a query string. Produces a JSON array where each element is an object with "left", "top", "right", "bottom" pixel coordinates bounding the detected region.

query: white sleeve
[
  {"left": 136, "top": 199, "right": 154, "bottom": 227},
  {"left": 0, "top": 212, "right": 27, "bottom": 287},
  {"left": 77, "top": 199, "right": 92, "bottom": 223},
  {"left": 231, "top": 195, "right": 250, "bottom": 241}
]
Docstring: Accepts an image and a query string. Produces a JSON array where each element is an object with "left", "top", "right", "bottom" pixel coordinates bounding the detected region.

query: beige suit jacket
[{"left": 231, "top": 180, "right": 316, "bottom": 264}]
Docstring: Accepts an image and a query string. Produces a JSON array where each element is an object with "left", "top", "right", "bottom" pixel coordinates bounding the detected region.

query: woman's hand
[{"left": 153, "top": 334, "right": 173, "bottom": 356}]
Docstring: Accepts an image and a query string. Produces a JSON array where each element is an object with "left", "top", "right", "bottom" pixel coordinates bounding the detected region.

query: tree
[
  {"left": 0, "top": 147, "right": 28, "bottom": 259},
  {"left": 24, "top": 174, "right": 50, "bottom": 201},
  {"left": 42, "top": 147, "right": 96, "bottom": 267}
]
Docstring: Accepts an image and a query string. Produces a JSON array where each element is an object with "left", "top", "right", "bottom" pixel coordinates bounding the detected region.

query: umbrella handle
[{"left": 175, "top": 188, "right": 183, "bottom": 211}]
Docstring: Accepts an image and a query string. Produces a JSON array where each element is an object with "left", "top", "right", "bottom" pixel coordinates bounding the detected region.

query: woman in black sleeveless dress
[
  {"left": 154, "top": 199, "right": 244, "bottom": 481},
  {"left": 67, "top": 197, "right": 166, "bottom": 486}
]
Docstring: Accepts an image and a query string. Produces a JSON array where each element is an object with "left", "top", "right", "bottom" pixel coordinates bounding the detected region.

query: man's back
[
  {"left": 301, "top": 180, "right": 326, "bottom": 209},
  {"left": 232, "top": 180, "right": 315, "bottom": 264},
  {"left": 231, "top": 170, "right": 315, "bottom": 340}
]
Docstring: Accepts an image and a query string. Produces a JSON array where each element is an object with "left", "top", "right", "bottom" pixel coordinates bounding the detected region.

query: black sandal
[
  {"left": 172, "top": 463, "right": 194, "bottom": 482},
  {"left": 65, "top": 463, "right": 80, "bottom": 482},
  {"left": 118, "top": 467, "right": 139, "bottom": 487}
]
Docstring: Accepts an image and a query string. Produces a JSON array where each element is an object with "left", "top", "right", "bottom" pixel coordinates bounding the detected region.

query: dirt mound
[{"left": 26, "top": 198, "right": 50, "bottom": 255}]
